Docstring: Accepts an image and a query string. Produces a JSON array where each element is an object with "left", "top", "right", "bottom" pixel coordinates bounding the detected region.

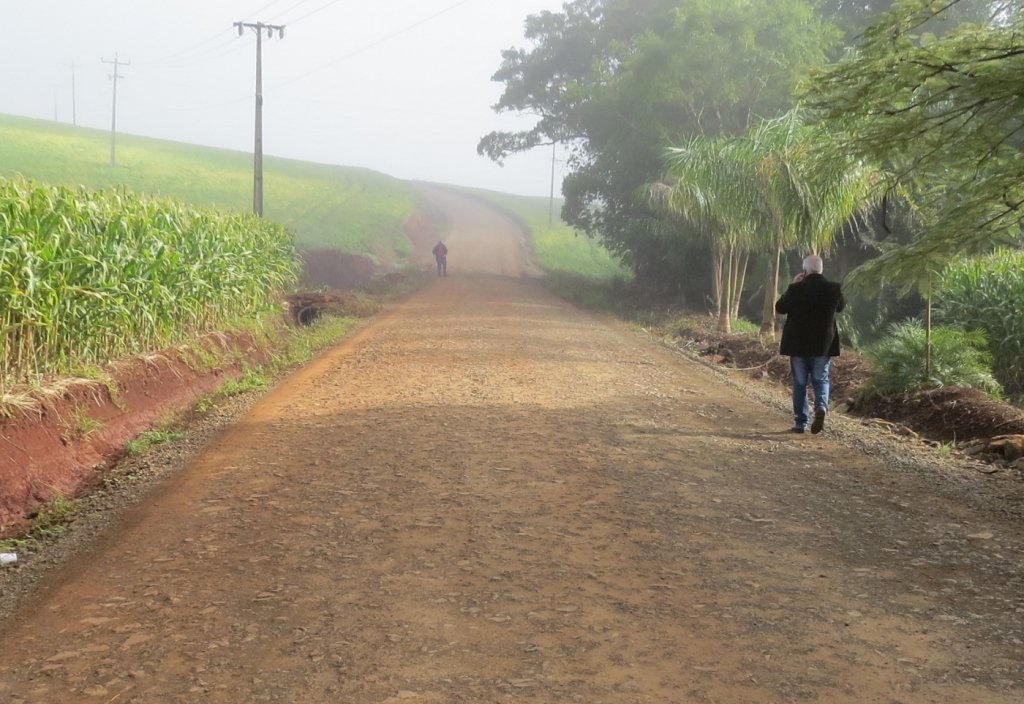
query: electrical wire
[
  {"left": 132, "top": 28, "right": 237, "bottom": 66},
  {"left": 273, "top": 0, "right": 477, "bottom": 89},
  {"left": 265, "top": 0, "right": 320, "bottom": 23},
  {"left": 279, "top": 0, "right": 346, "bottom": 26},
  {"left": 245, "top": 0, "right": 292, "bottom": 20}
]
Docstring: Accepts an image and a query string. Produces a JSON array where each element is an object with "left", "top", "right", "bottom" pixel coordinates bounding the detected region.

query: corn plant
[
  {"left": 937, "top": 250, "right": 1024, "bottom": 397},
  {"left": 0, "top": 177, "right": 298, "bottom": 393}
]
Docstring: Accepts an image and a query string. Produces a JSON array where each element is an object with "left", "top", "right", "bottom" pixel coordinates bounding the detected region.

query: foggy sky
[{"left": 0, "top": 0, "right": 566, "bottom": 197}]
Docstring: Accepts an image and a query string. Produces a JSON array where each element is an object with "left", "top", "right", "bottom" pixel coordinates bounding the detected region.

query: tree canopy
[
  {"left": 480, "top": 0, "right": 838, "bottom": 288},
  {"left": 804, "top": 0, "right": 1024, "bottom": 288}
]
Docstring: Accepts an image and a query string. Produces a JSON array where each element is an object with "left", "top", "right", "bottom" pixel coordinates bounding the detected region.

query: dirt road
[{"left": 2, "top": 188, "right": 1024, "bottom": 703}]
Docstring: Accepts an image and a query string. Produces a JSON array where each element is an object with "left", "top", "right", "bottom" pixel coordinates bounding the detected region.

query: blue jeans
[{"left": 790, "top": 356, "right": 830, "bottom": 428}]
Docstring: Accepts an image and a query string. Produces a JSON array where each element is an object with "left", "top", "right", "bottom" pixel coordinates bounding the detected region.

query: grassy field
[
  {"left": 452, "top": 185, "right": 627, "bottom": 280},
  {"left": 0, "top": 114, "right": 417, "bottom": 263}
]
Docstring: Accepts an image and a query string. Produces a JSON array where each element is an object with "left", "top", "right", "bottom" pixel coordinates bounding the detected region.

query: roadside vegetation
[
  {"left": 0, "top": 177, "right": 297, "bottom": 395},
  {"left": 0, "top": 114, "right": 418, "bottom": 263},
  {"left": 479, "top": 0, "right": 1024, "bottom": 422}
]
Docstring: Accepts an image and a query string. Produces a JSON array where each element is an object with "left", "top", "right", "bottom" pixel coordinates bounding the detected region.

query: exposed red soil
[
  {"left": 1, "top": 207, "right": 443, "bottom": 537},
  {"left": 299, "top": 249, "right": 378, "bottom": 290},
  {"left": 852, "top": 387, "right": 1024, "bottom": 443},
  {"left": 0, "top": 332, "right": 265, "bottom": 536}
]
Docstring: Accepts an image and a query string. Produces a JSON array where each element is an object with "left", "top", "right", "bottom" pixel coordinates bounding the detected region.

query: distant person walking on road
[
  {"left": 775, "top": 254, "right": 845, "bottom": 435},
  {"left": 432, "top": 240, "right": 448, "bottom": 277}
]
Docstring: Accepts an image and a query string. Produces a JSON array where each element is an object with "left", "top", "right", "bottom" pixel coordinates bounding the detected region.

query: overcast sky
[{"left": 0, "top": 0, "right": 567, "bottom": 197}]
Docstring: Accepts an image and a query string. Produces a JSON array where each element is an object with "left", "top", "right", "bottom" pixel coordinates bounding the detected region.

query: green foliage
[
  {"left": 730, "top": 318, "right": 761, "bottom": 335},
  {"left": 69, "top": 408, "right": 104, "bottom": 438},
  {"left": 820, "top": 0, "right": 1007, "bottom": 41},
  {"left": 125, "top": 429, "right": 185, "bottom": 456},
  {"left": 220, "top": 370, "right": 270, "bottom": 397},
  {"left": 481, "top": 0, "right": 838, "bottom": 290},
  {"left": 0, "top": 176, "right": 299, "bottom": 392},
  {"left": 655, "top": 110, "right": 876, "bottom": 332},
  {"left": 270, "top": 316, "right": 361, "bottom": 372},
  {"left": 865, "top": 320, "right": 1002, "bottom": 396},
  {"left": 805, "top": 0, "right": 1024, "bottom": 277},
  {"left": 0, "top": 114, "right": 418, "bottom": 260},
  {"left": 936, "top": 250, "right": 1024, "bottom": 395},
  {"left": 31, "top": 493, "right": 78, "bottom": 537}
]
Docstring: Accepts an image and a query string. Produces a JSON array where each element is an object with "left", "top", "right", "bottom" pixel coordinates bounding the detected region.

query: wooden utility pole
[
  {"left": 70, "top": 62, "right": 77, "bottom": 126},
  {"left": 235, "top": 21, "right": 285, "bottom": 217},
  {"left": 102, "top": 53, "right": 129, "bottom": 166},
  {"left": 549, "top": 141, "right": 557, "bottom": 225}
]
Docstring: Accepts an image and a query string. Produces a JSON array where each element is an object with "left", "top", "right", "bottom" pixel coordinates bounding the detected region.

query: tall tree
[
  {"left": 655, "top": 111, "right": 876, "bottom": 334},
  {"left": 480, "top": 0, "right": 837, "bottom": 289},
  {"left": 804, "top": 0, "right": 1024, "bottom": 285},
  {"left": 652, "top": 136, "right": 760, "bottom": 332},
  {"left": 820, "top": 0, "right": 1009, "bottom": 39}
]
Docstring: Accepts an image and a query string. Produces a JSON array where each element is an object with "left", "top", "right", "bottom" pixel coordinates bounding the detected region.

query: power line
[
  {"left": 280, "top": 0, "right": 346, "bottom": 26},
  {"left": 133, "top": 28, "right": 236, "bottom": 66},
  {"left": 273, "top": 0, "right": 477, "bottom": 89},
  {"left": 266, "top": 0, "right": 320, "bottom": 23},
  {"left": 246, "top": 0, "right": 291, "bottom": 19}
]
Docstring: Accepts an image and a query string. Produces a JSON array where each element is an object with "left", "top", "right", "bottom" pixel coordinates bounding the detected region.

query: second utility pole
[
  {"left": 102, "top": 53, "right": 129, "bottom": 166},
  {"left": 235, "top": 21, "right": 285, "bottom": 218}
]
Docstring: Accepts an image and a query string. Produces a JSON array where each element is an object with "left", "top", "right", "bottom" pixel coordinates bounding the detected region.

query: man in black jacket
[{"left": 775, "top": 254, "right": 845, "bottom": 434}]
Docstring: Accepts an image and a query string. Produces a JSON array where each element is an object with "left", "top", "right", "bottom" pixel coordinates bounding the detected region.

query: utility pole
[
  {"left": 70, "top": 62, "right": 77, "bottom": 126},
  {"left": 102, "top": 53, "right": 129, "bottom": 166},
  {"left": 549, "top": 141, "right": 557, "bottom": 225},
  {"left": 235, "top": 21, "right": 285, "bottom": 217}
]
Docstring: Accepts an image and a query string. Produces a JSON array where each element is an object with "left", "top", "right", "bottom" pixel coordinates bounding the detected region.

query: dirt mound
[
  {"left": 673, "top": 320, "right": 1024, "bottom": 449},
  {"left": 853, "top": 387, "right": 1024, "bottom": 443},
  {"left": 676, "top": 324, "right": 872, "bottom": 404},
  {"left": 299, "top": 249, "right": 378, "bottom": 290}
]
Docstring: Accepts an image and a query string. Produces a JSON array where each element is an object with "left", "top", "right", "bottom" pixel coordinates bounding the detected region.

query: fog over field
[{"left": 0, "top": 0, "right": 566, "bottom": 197}]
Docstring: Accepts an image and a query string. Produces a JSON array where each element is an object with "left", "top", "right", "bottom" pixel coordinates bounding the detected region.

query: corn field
[
  {"left": 937, "top": 250, "right": 1024, "bottom": 398},
  {"left": 0, "top": 177, "right": 298, "bottom": 392}
]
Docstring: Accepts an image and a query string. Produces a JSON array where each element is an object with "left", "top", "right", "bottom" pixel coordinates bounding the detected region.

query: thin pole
[
  {"left": 71, "top": 62, "right": 77, "bottom": 126},
  {"left": 235, "top": 21, "right": 285, "bottom": 217},
  {"left": 102, "top": 53, "right": 129, "bottom": 166},
  {"left": 549, "top": 141, "right": 556, "bottom": 225},
  {"left": 254, "top": 28, "right": 264, "bottom": 216}
]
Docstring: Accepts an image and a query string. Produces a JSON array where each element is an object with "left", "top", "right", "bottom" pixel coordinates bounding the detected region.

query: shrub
[
  {"left": 937, "top": 251, "right": 1024, "bottom": 396},
  {"left": 865, "top": 321, "right": 1002, "bottom": 396}
]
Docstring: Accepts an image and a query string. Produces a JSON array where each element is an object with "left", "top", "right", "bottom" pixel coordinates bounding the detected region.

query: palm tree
[
  {"left": 745, "top": 112, "right": 878, "bottom": 339},
  {"left": 653, "top": 136, "right": 761, "bottom": 333},
  {"left": 656, "top": 111, "right": 878, "bottom": 338}
]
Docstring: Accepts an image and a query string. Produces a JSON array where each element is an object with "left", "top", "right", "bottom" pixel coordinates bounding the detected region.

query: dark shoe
[
  {"left": 790, "top": 426, "right": 805, "bottom": 434},
  {"left": 811, "top": 408, "right": 826, "bottom": 434}
]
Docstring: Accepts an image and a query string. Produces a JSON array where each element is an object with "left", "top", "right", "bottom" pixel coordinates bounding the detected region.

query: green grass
[
  {"left": 0, "top": 114, "right": 417, "bottom": 262},
  {"left": 451, "top": 185, "right": 628, "bottom": 280},
  {"left": 125, "top": 429, "right": 185, "bottom": 456},
  {"left": 220, "top": 370, "right": 270, "bottom": 397}
]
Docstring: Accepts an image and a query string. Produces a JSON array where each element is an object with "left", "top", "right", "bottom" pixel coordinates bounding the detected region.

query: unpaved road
[{"left": 2, "top": 188, "right": 1024, "bottom": 703}]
